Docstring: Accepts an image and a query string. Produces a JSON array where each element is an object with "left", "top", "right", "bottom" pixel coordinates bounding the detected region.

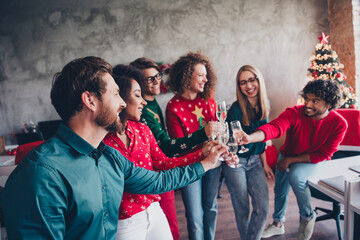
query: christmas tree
[{"left": 307, "top": 32, "right": 357, "bottom": 108}]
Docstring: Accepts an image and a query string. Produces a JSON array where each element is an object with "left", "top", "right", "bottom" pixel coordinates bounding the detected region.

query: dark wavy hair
[
  {"left": 51, "top": 56, "right": 112, "bottom": 123},
  {"left": 168, "top": 51, "right": 216, "bottom": 100},
  {"left": 129, "top": 57, "right": 160, "bottom": 72},
  {"left": 112, "top": 64, "right": 146, "bottom": 127},
  {"left": 113, "top": 64, "right": 146, "bottom": 96},
  {"left": 301, "top": 79, "right": 341, "bottom": 110}
]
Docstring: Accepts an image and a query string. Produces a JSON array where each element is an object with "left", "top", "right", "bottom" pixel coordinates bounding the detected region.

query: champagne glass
[
  {"left": 230, "top": 120, "right": 249, "bottom": 154},
  {"left": 219, "top": 122, "right": 229, "bottom": 144},
  {"left": 210, "top": 121, "right": 219, "bottom": 140},
  {"left": 228, "top": 135, "right": 238, "bottom": 155},
  {"left": 218, "top": 122, "right": 229, "bottom": 161},
  {"left": 216, "top": 100, "right": 227, "bottom": 123},
  {"left": 227, "top": 135, "right": 240, "bottom": 168}
]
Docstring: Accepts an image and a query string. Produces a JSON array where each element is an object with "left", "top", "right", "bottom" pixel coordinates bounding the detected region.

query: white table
[
  {"left": 308, "top": 156, "right": 360, "bottom": 203},
  {"left": 307, "top": 155, "right": 360, "bottom": 239},
  {"left": 0, "top": 155, "right": 15, "bottom": 167}
]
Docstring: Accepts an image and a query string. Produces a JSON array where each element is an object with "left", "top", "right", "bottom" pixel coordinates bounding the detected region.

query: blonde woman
[{"left": 224, "top": 65, "right": 274, "bottom": 240}]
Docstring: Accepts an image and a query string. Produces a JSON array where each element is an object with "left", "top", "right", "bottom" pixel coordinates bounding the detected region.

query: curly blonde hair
[{"left": 168, "top": 51, "right": 217, "bottom": 100}]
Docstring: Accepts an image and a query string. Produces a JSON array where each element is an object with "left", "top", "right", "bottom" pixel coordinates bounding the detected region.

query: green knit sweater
[{"left": 141, "top": 98, "right": 208, "bottom": 157}]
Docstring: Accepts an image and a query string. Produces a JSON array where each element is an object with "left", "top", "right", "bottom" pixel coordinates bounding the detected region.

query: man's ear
[
  {"left": 81, "top": 91, "right": 97, "bottom": 112},
  {"left": 325, "top": 103, "right": 332, "bottom": 111}
]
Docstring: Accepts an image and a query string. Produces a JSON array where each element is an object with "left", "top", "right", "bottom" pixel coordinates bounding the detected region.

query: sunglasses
[{"left": 146, "top": 72, "right": 163, "bottom": 84}]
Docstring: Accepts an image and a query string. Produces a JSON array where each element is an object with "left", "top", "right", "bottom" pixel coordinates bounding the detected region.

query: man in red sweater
[{"left": 240, "top": 79, "right": 348, "bottom": 240}]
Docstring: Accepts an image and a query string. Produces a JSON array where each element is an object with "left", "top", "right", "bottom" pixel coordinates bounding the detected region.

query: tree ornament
[{"left": 312, "top": 71, "right": 318, "bottom": 78}]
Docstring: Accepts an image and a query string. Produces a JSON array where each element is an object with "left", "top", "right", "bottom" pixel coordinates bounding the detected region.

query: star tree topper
[{"left": 318, "top": 32, "right": 329, "bottom": 44}]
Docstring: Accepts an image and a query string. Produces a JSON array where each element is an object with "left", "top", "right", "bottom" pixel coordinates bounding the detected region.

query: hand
[
  {"left": 201, "top": 143, "right": 228, "bottom": 171},
  {"left": 201, "top": 139, "right": 216, "bottom": 157},
  {"left": 237, "top": 131, "right": 250, "bottom": 145},
  {"left": 225, "top": 153, "right": 240, "bottom": 168},
  {"left": 263, "top": 163, "right": 275, "bottom": 180},
  {"left": 276, "top": 157, "right": 290, "bottom": 172},
  {"left": 204, "top": 121, "right": 218, "bottom": 138}
]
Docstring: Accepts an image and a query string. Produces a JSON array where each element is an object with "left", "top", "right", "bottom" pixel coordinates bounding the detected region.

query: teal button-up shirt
[{"left": 1, "top": 123, "right": 205, "bottom": 240}]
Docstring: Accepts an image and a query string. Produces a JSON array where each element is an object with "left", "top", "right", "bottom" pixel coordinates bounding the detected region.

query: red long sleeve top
[
  {"left": 165, "top": 94, "right": 216, "bottom": 139},
  {"left": 257, "top": 105, "right": 348, "bottom": 163},
  {"left": 103, "top": 121, "right": 203, "bottom": 219}
]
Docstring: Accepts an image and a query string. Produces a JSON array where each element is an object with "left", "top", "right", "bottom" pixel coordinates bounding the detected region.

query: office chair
[
  {"left": 15, "top": 132, "right": 43, "bottom": 145},
  {"left": 310, "top": 184, "right": 344, "bottom": 239},
  {"left": 15, "top": 141, "right": 44, "bottom": 165},
  {"left": 38, "top": 120, "right": 62, "bottom": 140}
]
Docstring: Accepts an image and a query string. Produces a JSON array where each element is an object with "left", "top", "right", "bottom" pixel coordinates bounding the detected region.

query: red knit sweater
[
  {"left": 165, "top": 94, "right": 216, "bottom": 138},
  {"left": 103, "top": 121, "right": 203, "bottom": 219},
  {"left": 257, "top": 105, "right": 348, "bottom": 163}
]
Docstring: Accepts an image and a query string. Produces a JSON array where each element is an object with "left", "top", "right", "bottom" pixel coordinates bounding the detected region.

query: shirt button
[
  {"left": 104, "top": 212, "right": 108, "bottom": 217},
  {"left": 102, "top": 185, "right": 106, "bottom": 190}
]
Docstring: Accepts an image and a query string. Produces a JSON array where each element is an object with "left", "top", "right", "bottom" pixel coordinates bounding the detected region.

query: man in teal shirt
[{"left": 1, "top": 56, "right": 229, "bottom": 240}]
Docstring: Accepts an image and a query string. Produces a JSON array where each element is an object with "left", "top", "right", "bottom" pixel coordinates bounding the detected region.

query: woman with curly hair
[{"left": 165, "top": 51, "right": 219, "bottom": 240}]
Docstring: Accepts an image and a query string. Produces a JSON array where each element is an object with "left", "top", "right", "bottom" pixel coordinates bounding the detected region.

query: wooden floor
[{"left": 175, "top": 180, "right": 342, "bottom": 240}]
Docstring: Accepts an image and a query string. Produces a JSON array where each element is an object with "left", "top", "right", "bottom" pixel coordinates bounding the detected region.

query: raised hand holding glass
[{"left": 230, "top": 120, "right": 249, "bottom": 154}]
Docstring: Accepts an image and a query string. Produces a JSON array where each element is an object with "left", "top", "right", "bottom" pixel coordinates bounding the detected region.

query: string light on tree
[{"left": 306, "top": 32, "right": 357, "bottom": 108}]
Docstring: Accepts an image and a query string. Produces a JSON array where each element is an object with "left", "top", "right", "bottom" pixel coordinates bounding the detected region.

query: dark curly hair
[
  {"left": 301, "top": 79, "right": 341, "bottom": 110},
  {"left": 168, "top": 51, "right": 216, "bottom": 100}
]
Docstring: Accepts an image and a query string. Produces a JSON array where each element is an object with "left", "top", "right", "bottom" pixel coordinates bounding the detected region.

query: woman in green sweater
[{"left": 130, "top": 57, "right": 214, "bottom": 157}]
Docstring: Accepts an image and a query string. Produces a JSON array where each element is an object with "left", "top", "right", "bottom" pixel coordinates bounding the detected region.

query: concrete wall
[{"left": 0, "top": 0, "right": 329, "bottom": 144}]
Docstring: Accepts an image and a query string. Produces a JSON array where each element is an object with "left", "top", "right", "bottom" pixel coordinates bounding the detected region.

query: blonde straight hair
[{"left": 235, "top": 65, "right": 270, "bottom": 126}]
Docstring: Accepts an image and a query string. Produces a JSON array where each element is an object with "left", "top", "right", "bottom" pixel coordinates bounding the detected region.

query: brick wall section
[
  {"left": 352, "top": 0, "right": 360, "bottom": 103},
  {"left": 328, "top": 0, "right": 356, "bottom": 89}
]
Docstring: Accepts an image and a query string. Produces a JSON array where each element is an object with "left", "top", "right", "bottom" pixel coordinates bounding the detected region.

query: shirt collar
[
  {"left": 126, "top": 121, "right": 136, "bottom": 136},
  {"left": 56, "top": 123, "right": 97, "bottom": 155}
]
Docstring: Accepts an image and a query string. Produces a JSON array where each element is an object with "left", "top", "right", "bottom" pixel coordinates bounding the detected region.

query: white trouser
[{"left": 116, "top": 202, "right": 173, "bottom": 240}]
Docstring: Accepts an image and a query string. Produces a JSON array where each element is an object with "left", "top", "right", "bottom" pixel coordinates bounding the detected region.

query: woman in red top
[
  {"left": 165, "top": 51, "right": 219, "bottom": 240},
  {"left": 103, "top": 65, "right": 228, "bottom": 240}
]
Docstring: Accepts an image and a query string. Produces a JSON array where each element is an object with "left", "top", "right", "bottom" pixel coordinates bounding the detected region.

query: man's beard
[{"left": 95, "top": 104, "right": 122, "bottom": 133}]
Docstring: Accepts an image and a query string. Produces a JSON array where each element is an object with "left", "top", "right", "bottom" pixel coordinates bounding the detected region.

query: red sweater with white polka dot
[{"left": 103, "top": 121, "right": 203, "bottom": 219}]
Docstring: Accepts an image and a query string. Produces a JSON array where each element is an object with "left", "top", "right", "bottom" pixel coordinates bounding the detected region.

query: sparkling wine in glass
[
  {"left": 216, "top": 100, "right": 227, "bottom": 123},
  {"left": 227, "top": 135, "right": 240, "bottom": 168},
  {"left": 228, "top": 135, "right": 238, "bottom": 154},
  {"left": 218, "top": 122, "right": 229, "bottom": 161},
  {"left": 230, "top": 120, "right": 249, "bottom": 154},
  {"left": 220, "top": 122, "right": 229, "bottom": 144},
  {"left": 210, "top": 122, "right": 219, "bottom": 140}
]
